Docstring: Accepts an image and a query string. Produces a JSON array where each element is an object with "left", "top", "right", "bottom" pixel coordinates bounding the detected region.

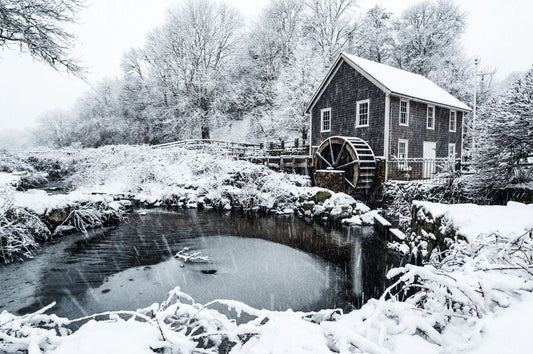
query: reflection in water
[
  {"left": 0, "top": 209, "right": 404, "bottom": 319},
  {"left": 352, "top": 234, "right": 363, "bottom": 299}
]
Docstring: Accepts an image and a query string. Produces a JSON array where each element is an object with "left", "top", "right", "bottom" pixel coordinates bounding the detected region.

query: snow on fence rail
[
  {"left": 153, "top": 139, "right": 264, "bottom": 158},
  {"left": 152, "top": 139, "right": 310, "bottom": 159}
]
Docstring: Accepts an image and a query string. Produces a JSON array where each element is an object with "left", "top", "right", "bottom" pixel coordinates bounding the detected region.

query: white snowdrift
[
  {"left": 51, "top": 318, "right": 165, "bottom": 354},
  {"left": 0, "top": 172, "right": 21, "bottom": 187},
  {"left": 12, "top": 189, "right": 114, "bottom": 216},
  {"left": 413, "top": 200, "right": 533, "bottom": 241}
]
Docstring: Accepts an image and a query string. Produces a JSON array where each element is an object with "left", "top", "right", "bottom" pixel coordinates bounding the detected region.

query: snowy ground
[
  {"left": 1, "top": 147, "right": 532, "bottom": 353},
  {"left": 1, "top": 146, "right": 376, "bottom": 223},
  {"left": 413, "top": 200, "right": 533, "bottom": 241},
  {"left": 0, "top": 146, "right": 376, "bottom": 263}
]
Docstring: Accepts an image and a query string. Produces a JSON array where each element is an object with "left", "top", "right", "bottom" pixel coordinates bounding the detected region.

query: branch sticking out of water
[{"left": 175, "top": 247, "right": 211, "bottom": 263}]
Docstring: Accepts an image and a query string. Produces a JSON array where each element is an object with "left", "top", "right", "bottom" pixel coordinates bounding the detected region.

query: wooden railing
[{"left": 152, "top": 139, "right": 310, "bottom": 159}]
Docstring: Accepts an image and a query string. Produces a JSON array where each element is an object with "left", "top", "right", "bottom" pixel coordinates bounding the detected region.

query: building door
[{"left": 423, "top": 141, "right": 436, "bottom": 178}]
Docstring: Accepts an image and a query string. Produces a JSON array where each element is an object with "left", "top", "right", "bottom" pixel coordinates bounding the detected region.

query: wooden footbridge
[
  {"left": 153, "top": 137, "right": 379, "bottom": 194},
  {"left": 153, "top": 139, "right": 313, "bottom": 173}
]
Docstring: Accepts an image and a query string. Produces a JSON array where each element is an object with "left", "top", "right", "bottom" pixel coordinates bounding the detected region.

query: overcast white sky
[{"left": 0, "top": 0, "right": 532, "bottom": 130}]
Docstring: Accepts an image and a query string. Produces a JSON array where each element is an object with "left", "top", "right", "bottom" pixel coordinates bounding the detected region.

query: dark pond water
[{"left": 0, "top": 209, "right": 403, "bottom": 319}]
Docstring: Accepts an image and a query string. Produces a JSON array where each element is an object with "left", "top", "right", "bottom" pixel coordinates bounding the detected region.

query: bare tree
[
  {"left": 248, "top": 0, "right": 304, "bottom": 82},
  {"left": 33, "top": 110, "right": 73, "bottom": 148},
  {"left": 392, "top": 0, "right": 466, "bottom": 76},
  {"left": 304, "top": 0, "right": 357, "bottom": 64},
  {"left": 150, "top": 0, "right": 242, "bottom": 139},
  {"left": 0, "top": 0, "right": 84, "bottom": 74},
  {"left": 352, "top": 5, "right": 393, "bottom": 63}
]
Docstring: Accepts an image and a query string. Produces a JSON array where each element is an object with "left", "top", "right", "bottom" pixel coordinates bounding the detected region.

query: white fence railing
[{"left": 387, "top": 157, "right": 458, "bottom": 182}]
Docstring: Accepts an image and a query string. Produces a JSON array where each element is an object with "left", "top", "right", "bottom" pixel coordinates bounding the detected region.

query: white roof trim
[
  {"left": 304, "top": 55, "right": 344, "bottom": 114},
  {"left": 341, "top": 53, "right": 391, "bottom": 96},
  {"left": 305, "top": 52, "right": 471, "bottom": 113}
]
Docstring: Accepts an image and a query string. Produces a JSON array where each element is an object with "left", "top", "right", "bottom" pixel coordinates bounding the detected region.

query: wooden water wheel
[{"left": 313, "top": 136, "right": 376, "bottom": 193}]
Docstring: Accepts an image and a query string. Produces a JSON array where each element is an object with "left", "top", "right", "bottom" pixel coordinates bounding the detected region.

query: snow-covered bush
[
  {"left": 61, "top": 145, "right": 311, "bottom": 213},
  {"left": 0, "top": 150, "right": 33, "bottom": 173},
  {"left": 60, "top": 201, "right": 126, "bottom": 233},
  {"left": 0, "top": 191, "right": 50, "bottom": 263},
  {"left": 0, "top": 302, "right": 70, "bottom": 353}
]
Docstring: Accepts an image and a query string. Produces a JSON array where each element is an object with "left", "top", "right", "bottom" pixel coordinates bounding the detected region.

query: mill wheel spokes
[
  {"left": 314, "top": 137, "right": 360, "bottom": 191},
  {"left": 314, "top": 136, "right": 377, "bottom": 193}
]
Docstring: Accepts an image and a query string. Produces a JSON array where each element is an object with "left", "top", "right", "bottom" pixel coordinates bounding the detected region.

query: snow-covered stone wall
[{"left": 411, "top": 201, "right": 533, "bottom": 256}]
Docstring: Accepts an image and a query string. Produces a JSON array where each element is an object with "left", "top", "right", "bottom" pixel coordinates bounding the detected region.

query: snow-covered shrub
[
  {"left": 0, "top": 303, "right": 70, "bottom": 353},
  {"left": 0, "top": 192, "right": 50, "bottom": 264},
  {"left": 383, "top": 230, "right": 533, "bottom": 349},
  {"left": 16, "top": 172, "right": 49, "bottom": 190},
  {"left": 23, "top": 152, "right": 75, "bottom": 179},
  {"left": 60, "top": 201, "right": 126, "bottom": 233},
  {"left": 0, "top": 150, "right": 33, "bottom": 173},
  {"left": 61, "top": 145, "right": 311, "bottom": 213}
]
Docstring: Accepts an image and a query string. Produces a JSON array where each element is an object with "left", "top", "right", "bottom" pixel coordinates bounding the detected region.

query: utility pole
[
  {"left": 472, "top": 58, "right": 478, "bottom": 151},
  {"left": 471, "top": 59, "right": 495, "bottom": 154}
]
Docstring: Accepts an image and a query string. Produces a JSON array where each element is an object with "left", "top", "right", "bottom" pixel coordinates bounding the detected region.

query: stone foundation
[{"left": 314, "top": 170, "right": 345, "bottom": 193}]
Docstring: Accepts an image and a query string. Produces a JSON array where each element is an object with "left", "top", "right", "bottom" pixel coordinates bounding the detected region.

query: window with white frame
[
  {"left": 427, "top": 105, "right": 435, "bottom": 129},
  {"left": 398, "top": 139, "right": 409, "bottom": 170},
  {"left": 356, "top": 99, "right": 369, "bottom": 127},
  {"left": 321, "top": 107, "right": 331, "bottom": 132},
  {"left": 398, "top": 139, "right": 408, "bottom": 159},
  {"left": 448, "top": 143, "right": 456, "bottom": 159},
  {"left": 449, "top": 110, "right": 457, "bottom": 132},
  {"left": 399, "top": 100, "right": 409, "bottom": 126}
]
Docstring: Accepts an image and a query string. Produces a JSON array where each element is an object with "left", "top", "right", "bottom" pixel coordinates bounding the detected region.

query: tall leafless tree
[
  {"left": 304, "top": 0, "right": 357, "bottom": 64},
  {"left": 145, "top": 0, "right": 241, "bottom": 139},
  {"left": 392, "top": 0, "right": 466, "bottom": 76},
  {"left": 0, "top": 0, "right": 84, "bottom": 74}
]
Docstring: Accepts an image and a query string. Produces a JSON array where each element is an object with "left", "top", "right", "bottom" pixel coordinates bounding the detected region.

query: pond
[{"left": 0, "top": 209, "right": 403, "bottom": 319}]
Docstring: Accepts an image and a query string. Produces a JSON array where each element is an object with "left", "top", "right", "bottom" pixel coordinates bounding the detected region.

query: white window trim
[
  {"left": 426, "top": 105, "right": 435, "bottom": 130},
  {"left": 320, "top": 107, "right": 331, "bottom": 132},
  {"left": 356, "top": 99, "right": 370, "bottom": 127},
  {"left": 398, "top": 139, "right": 409, "bottom": 159},
  {"left": 448, "top": 143, "right": 456, "bottom": 159},
  {"left": 398, "top": 139, "right": 409, "bottom": 170},
  {"left": 399, "top": 99, "right": 409, "bottom": 126},
  {"left": 449, "top": 110, "right": 457, "bottom": 132}
]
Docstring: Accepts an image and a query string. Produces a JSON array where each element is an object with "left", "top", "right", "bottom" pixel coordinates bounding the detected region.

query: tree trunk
[{"left": 201, "top": 125, "right": 210, "bottom": 139}]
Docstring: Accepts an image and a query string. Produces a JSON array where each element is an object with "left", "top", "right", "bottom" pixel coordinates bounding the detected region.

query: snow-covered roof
[{"left": 306, "top": 53, "right": 471, "bottom": 113}]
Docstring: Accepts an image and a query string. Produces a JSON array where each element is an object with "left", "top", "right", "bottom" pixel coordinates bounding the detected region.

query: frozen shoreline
[
  {"left": 0, "top": 146, "right": 379, "bottom": 264},
  {"left": 1, "top": 146, "right": 532, "bottom": 353}
]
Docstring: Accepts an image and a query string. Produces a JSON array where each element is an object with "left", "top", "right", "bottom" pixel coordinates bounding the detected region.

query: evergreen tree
[{"left": 468, "top": 68, "right": 533, "bottom": 202}]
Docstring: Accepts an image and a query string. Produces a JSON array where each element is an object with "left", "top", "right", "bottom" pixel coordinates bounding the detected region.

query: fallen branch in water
[{"left": 175, "top": 247, "right": 211, "bottom": 263}]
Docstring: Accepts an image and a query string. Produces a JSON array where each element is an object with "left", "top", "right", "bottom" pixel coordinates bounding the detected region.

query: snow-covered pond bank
[
  {"left": 1, "top": 146, "right": 380, "bottom": 264},
  {"left": 2, "top": 147, "right": 533, "bottom": 353},
  {"left": 0, "top": 209, "right": 403, "bottom": 319}
]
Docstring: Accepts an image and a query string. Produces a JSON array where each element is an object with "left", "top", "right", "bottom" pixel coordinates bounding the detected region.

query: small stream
[{"left": 0, "top": 209, "right": 403, "bottom": 319}]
